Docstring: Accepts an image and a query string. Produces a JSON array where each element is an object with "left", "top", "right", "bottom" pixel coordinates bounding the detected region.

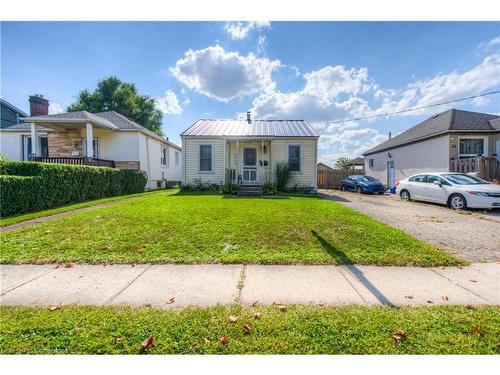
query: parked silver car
[{"left": 396, "top": 172, "right": 500, "bottom": 210}]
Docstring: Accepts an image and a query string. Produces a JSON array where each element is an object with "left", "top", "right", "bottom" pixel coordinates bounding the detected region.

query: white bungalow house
[
  {"left": 0, "top": 95, "right": 182, "bottom": 189},
  {"left": 180, "top": 112, "right": 319, "bottom": 192}
]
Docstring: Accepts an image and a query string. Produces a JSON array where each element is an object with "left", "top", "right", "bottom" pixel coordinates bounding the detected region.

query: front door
[
  {"left": 387, "top": 161, "right": 395, "bottom": 189},
  {"left": 242, "top": 147, "right": 257, "bottom": 183}
]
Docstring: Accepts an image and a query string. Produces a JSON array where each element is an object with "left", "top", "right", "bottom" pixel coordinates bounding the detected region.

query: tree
[
  {"left": 335, "top": 156, "right": 352, "bottom": 169},
  {"left": 67, "top": 76, "right": 163, "bottom": 135}
]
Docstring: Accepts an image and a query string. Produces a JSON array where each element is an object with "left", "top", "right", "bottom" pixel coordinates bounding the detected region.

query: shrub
[
  {"left": 0, "top": 161, "right": 147, "bottom": 217},
  {"left": 220, "top": 183, "right": 240, "bottom": 195},
  {"left": 276, "top": 162, "right": 292, "bottom": 191},
  {"left": 262, "top": 182, "right": 277, "bottom": 195}
]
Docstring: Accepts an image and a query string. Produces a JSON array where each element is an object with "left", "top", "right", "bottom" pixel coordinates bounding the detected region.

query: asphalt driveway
[{"left": 319, "top": 189, "right": 500, "bottom": 262}]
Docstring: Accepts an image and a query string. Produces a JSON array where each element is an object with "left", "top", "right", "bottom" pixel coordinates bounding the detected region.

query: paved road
[
  {"left": 1, "top": 263, "right": 498, "bottom": 308},
  {"left": 319, "top": 190, "right": 500, "bottom": 262}
]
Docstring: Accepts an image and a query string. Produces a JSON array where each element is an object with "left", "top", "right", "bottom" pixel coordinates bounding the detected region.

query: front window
[
  {"left": 199, "top": 144, "right": 212, "bottom": 172},
  {"left": 442, "top": 174, "right": 489, "bottom": 185},
  {"left": 288, "top": 145, "right": 301, "bottom": 172},
  {"left": 23, "top": 136, "right": 48, "bottom": 160},
  {"left": 459, "top": 138, "right": 484, "bottom": 159}
]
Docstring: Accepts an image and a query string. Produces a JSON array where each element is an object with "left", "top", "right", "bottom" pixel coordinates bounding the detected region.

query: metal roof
[
  {"left": 181, "top": 119, "right": 319, "bottom": 137},
  {"left": 363, "top": 109, "right": 499, "bottom": 155}
]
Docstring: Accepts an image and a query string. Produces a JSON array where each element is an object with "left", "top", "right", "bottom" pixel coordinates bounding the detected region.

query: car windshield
[
  {"left": 442, "top": 174, "right": 489, "bottom": 185},
  {"left": 359, "top": 176, "right": 378, "bottom": 182}
]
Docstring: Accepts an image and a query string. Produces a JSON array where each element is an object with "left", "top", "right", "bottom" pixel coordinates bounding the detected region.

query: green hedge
[{"left": 1, "top": 161, "right": 147, "bottom": 217}]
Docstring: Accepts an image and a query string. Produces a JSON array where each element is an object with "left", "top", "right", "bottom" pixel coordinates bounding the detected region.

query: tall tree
[
  {"left": 67, "top": 76, "right": 163, "bottom": 135},
  {"left": 335, "top": 156, "right": 352, "bottom": 169}
]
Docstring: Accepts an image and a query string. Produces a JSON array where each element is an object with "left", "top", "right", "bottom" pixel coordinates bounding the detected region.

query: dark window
[
  {"left": 161, "top": 147, "right": 167, "bottom": 165},
  {"left": 368, "top": 159, "right": 374, "bottom": 168},
  {"left": 459, "top": 139, "right": 484, "bottom": 156},
  {"left": 409, "top": 175, "right": 426, "bottom": 182},
  {"left": 200, "top": 144, "right": 212, "bottom": 171},
  {"left": 243, "top": 148, "right": 257, "bottom": 166},
  {"left": 288, "top": 145, "right": 301, "bottom": 172}
]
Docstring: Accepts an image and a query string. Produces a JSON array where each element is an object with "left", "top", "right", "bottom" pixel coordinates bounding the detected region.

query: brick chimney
[{"left": 29, "top": 94, "right": 49, "bottom": 116}]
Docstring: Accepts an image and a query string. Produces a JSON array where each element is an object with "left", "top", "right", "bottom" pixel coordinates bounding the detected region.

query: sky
[{"left": 1, "top": 21, "right": 500, "bottom": 165}]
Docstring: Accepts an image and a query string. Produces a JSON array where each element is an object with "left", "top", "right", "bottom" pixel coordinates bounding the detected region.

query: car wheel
[
  {"left": 378, "top": 192, "right": 384, "bottom": 195},
  {"left": 448, "top": 194, "right": 467, "bottom": 210},
  {"left": 400, "top": 189, "right": 410, "bottom": 201},
  {"left": 356, "top": 186, "right": 362, "bottom": 194}
]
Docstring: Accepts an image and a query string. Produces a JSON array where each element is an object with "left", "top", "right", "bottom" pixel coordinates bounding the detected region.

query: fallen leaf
[
  {"left": 441, "top": 296, "right": 449, "bottom": 302},
  {"left": 242, "top": 323, "right": 252, "bottom": 333},
  {"left": 228, "top": 315, "right": 239, "bottom": 323},
  {"left": 427, "top": 300, "right": 434, "bottom": 304},
  {"left": 115, "top": 336, "right": 124, "bottom": 342},
  {"left": 166, "top": 297, "right": 175, "bottom": 305},
  {"left": 141, "top": 335, "right": 154, "bottom": 350},
  {"left": 137, "top": 248, "right": 145, "bottom": 253},
  {"left": 131, "top": 263, "right": 137, "bottom": 267},
  {"left": 404, "top": 295, "right": 413, "bottom": 299},
  {"left": 472, "top": 326, "right": 482, "bottom": 336},
  {"left": 64, "top": 262, "right": 74, "bottom": 268},
  {"left": 49, "top": 303, "right": 62, "bottom": 311},
  {"left": 251, "top": 300, "right": 259, "bottom": 307},
  {"left": 218, "top": 336, "right": 229, "bottom": 345},
  {"left": 317, "top": 300, "right": 324, "bottom": 306},
  {"left": 457, "top": 264, "right": 463, "bottom": 269},
  {"left": 102, "top": 244, "right": 111, "bottom": 250},
  {"left": 278, "top": 305, "right": 287, "bottom": 312},
  {"left": 469, "top": 279, "right": 477, "bottom": 283},
  {"left": 254, "top": 312, "right": 262, "bottom": 319},
  {"left": 54, "top": 265, "right": 60, "bottom": 269},
  {"left": 393, "top": 329, "right": 406, "bottom": 343},
  {"left": 465, "top": 304, "right": 474, "bottom": 309},
  {"left": 204, "top": 338, "right": 210, "bottom": 344}
]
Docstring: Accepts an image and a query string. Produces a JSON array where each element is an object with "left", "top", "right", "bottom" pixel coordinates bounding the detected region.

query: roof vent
[
  {"left": 246, "top": 111, "right": 251, "bottom": 123},
  {"left": 388, "top": 132, "right": 392, "bottom": 139}
]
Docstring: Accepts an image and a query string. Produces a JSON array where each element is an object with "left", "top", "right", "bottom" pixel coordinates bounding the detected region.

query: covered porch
[
  {"left": 22, "top": 112, "right": 119, "bottom": 168},
  {"left": 224, "top": 138, "right": 273, "bottom": 185}
]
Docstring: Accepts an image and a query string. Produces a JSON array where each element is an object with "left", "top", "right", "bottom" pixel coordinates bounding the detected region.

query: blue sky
[{"left": 1, "top": 21, "right": 499, "bottom": 164}]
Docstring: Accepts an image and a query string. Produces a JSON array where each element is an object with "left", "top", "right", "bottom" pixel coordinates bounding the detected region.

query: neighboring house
[
  {"left": 181, "top": 112, "right": 319, "bottom": 189},
  {"left": 343, "top": 157, "right": 365, "bottom": 171},
  {"left": 1, "top": 98, "right": 28, "bottom": 129},
  {"left": 317, "top": 162, "right": 334, "bottom": 171},
  {"left": 363, "top": 109, "right": 500, "bottom": 188},
  {"left": 0, "top": 95, "right": 182, "bottom": 189}
]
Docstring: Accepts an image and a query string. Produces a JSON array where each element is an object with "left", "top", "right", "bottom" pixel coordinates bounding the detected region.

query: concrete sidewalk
[{"left": 1, "top": 263, "right": 499, "bottom": 308}]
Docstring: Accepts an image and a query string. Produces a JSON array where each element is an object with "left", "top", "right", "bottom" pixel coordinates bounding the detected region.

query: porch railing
[
  {"left": 450, "top": 156, "right": 499, "bottom": 180},
  {"left": 28, "top": 156, "right": 116, "bottom": 168},
  {"left": 226, "top": 168, "right": 239, "bottom": 184}
]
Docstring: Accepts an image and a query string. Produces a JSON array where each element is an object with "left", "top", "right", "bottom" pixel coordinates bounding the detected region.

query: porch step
[{"left": 237, "top": 185, "right": 263, "bottom": 196}]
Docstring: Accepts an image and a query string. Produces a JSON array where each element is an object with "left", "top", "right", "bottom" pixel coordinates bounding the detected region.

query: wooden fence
[
  {"left": 450, "top": 157, "right": 499, "bottom": 180},
  {"left": 317, "top": 167, "right": 365, "bottom": 189}
]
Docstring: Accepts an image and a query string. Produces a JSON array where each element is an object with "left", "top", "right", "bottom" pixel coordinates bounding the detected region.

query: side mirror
[{"left": 433, "top": 180, "right": 442, "bottom": 187}]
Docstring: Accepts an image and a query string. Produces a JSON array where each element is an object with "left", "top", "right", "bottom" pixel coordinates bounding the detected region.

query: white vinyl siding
[{"left": 364, "top": 135, "right": 450, "bottom": 185}]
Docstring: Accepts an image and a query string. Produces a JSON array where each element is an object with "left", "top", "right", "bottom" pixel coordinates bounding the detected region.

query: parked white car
[{"left": 396, "top": 172, "right": 500, "bottom": 210}]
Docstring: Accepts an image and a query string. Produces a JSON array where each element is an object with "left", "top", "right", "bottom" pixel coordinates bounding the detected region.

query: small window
[
  {"left": 368, "top": 159, "right": 374, "bottom": 168},
  {"left": 200, "top": 144, "right": 212, "bottom": 172},
  {"left": 288, "top": 145, "right": 301, "bottom": 172},
  {"left": 459, "top": 139, "right": 484, "bottom": 157},
  {"left": 161, "top": 147, "right": 168, "bottom": 166},
  {"left": 175, "top": 151, "right": 179, "bottom": 166}
]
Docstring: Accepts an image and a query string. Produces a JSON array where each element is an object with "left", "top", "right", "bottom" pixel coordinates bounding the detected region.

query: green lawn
[
  {"left": 0, "top": 305, "right": 498, "bottom": 354},
  {"left": 0, "top": 189, "right": 170, "bottom": 227},
  {"left": 0, "top": 191, "right": 461, "bottom": 266}
]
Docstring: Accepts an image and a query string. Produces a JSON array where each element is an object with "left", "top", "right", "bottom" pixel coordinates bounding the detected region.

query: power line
[{"left": 326, "top": 89, "right": 500, "bottom": 125}]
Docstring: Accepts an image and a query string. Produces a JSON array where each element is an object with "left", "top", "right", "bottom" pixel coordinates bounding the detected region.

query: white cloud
[
  {"left": 479, "top": 35, "right": 500, "bottom": 51},
  {"left": 225, "top": 21, "right": 270, "bottom": 40},
  {"left": 170, "top": 45, "right": 281, "bottom": 102},
  {"left": 49, "top": 102, "right": 64, "bottom": 115},
  {"left": 471, "top": 96, "right": 491, "bottom": 107},
  {"left": 155, "top": 90, "right": 183, "bottom": 115}
]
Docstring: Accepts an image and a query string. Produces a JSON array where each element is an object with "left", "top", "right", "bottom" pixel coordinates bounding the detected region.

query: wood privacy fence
[
  {"left": 450, "top": 157, "right": 499, "bottom": 180},
  {"left": 317, "top": 167, "right": 365, "bottom": 189}
]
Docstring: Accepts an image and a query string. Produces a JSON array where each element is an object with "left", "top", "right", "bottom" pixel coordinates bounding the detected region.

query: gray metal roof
[
  {"left": 363, "top": 109, "right": 499, "bottom": 155},
  {"left": 181, "top": 119, "right": 319, "bottom": 137}
]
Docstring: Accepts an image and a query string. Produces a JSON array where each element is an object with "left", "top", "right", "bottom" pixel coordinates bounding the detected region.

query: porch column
[
  {"left": 30, "top": 122, "right": 38, "bottom": 156},
  {"left": 86, "top": 123, "right": 93, "bottom": 157}
]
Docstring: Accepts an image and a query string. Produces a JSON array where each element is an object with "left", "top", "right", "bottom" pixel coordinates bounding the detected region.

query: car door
[
  {"left": 423, "top": 175, "right": 448, "bottom": 203},
  {"left": 407, "top": 175, "right": 427, "bottom": 200},
  {"left": 345, "top": 176, "right": 355, "bottom": 191}
]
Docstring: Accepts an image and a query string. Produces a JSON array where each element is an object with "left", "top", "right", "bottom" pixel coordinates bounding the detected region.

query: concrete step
[{"left": 237, "top": 186, "right": 263, "bottom": 196}]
